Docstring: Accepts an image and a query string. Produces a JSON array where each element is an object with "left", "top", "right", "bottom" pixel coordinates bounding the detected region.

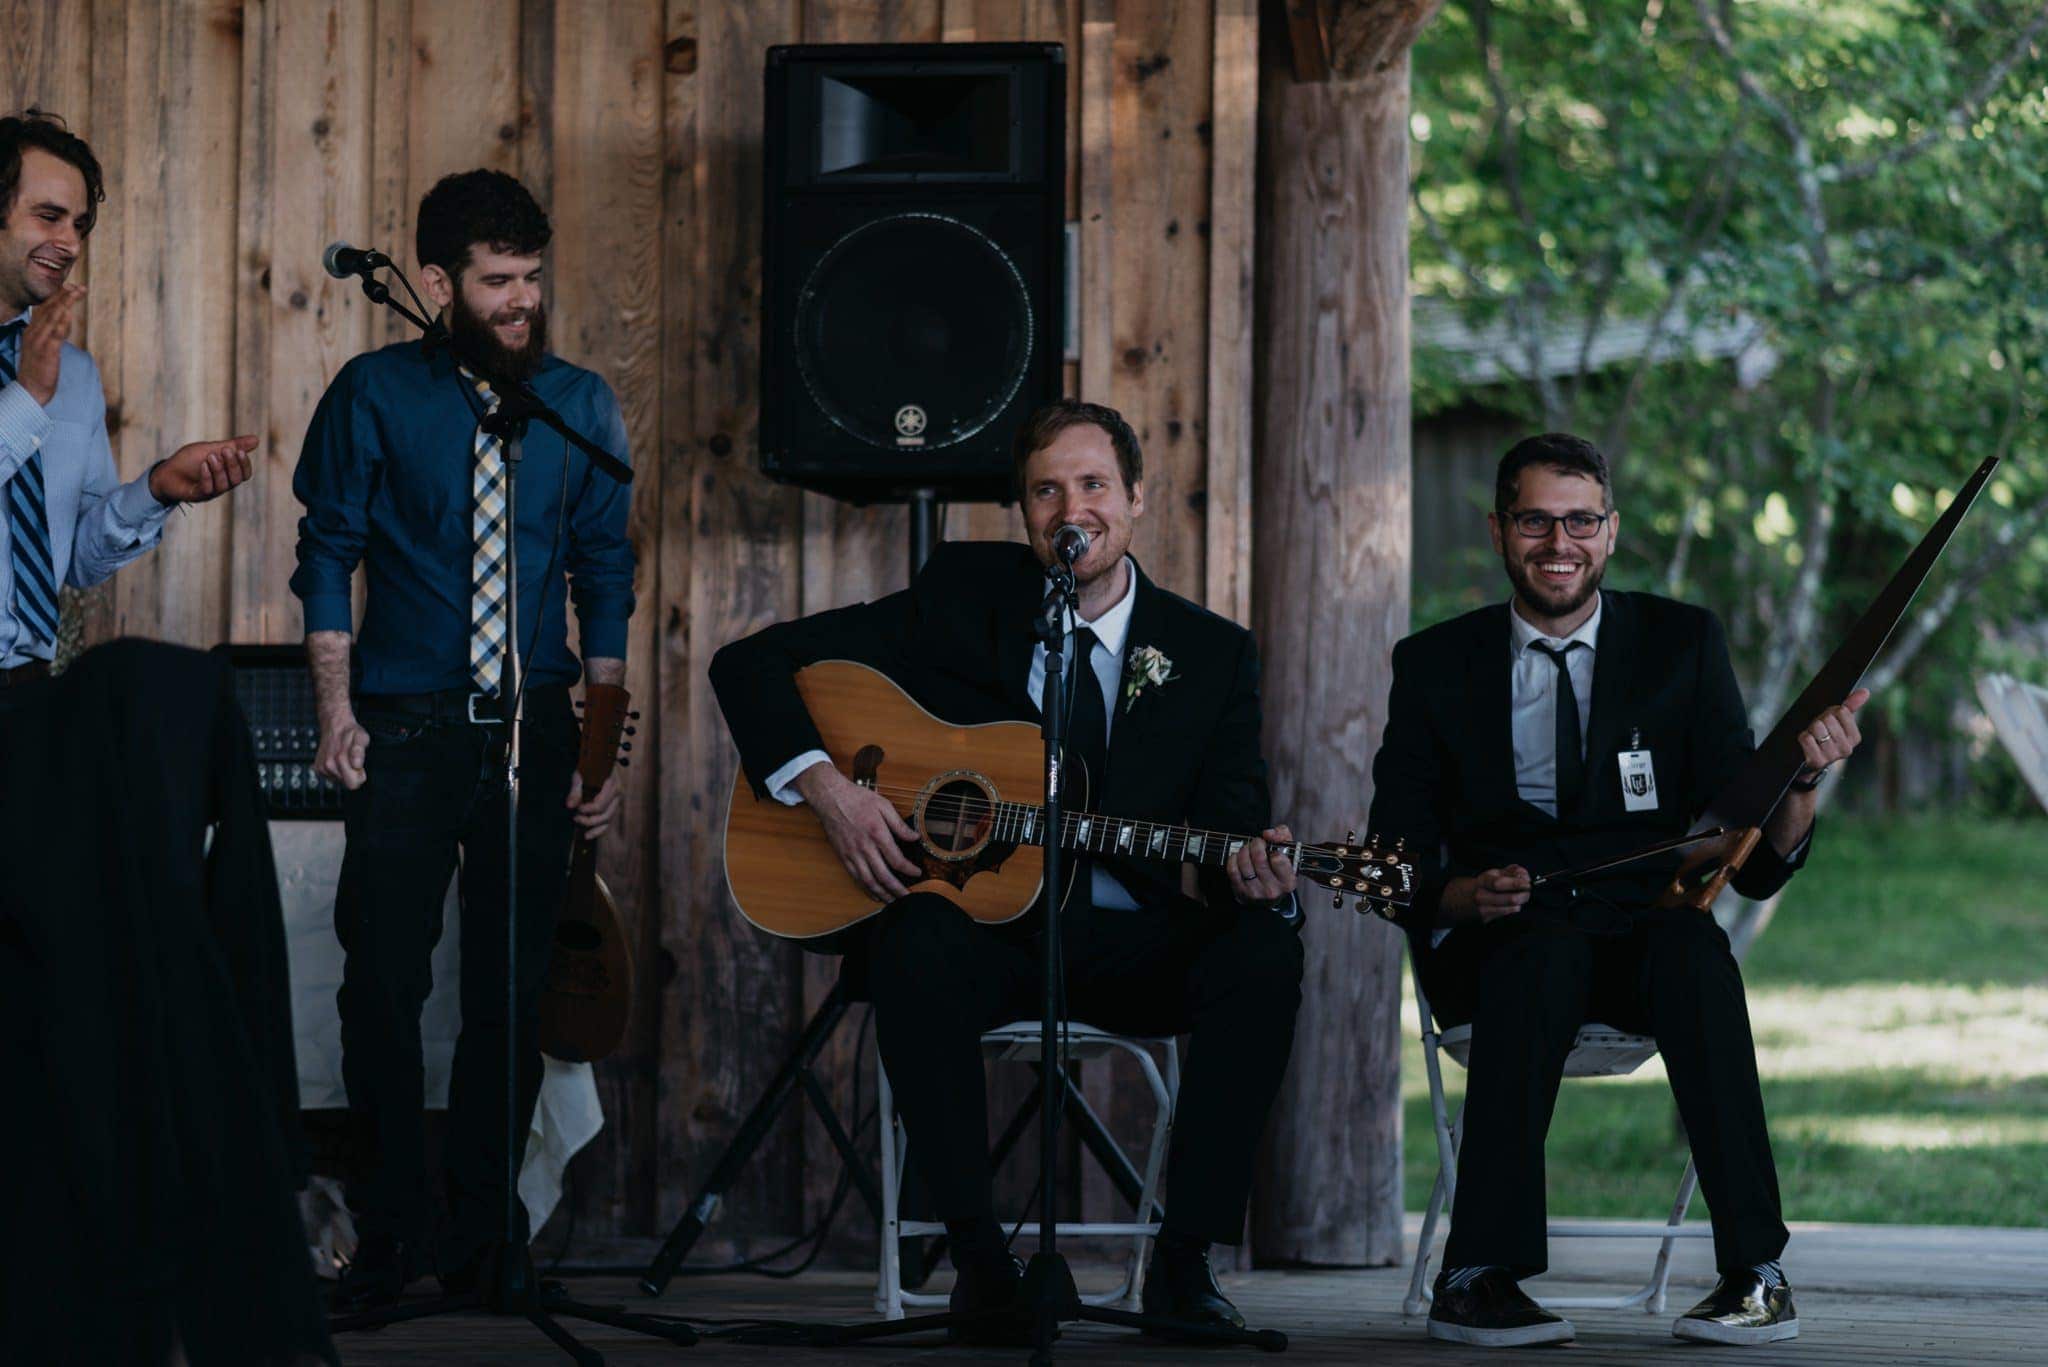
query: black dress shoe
[
  {"left": 948, "top": 1251, "right": 1031, "bottom": 1345},
  {"left": 1673, "top": 1271, "right": 1799, "bottom": 1344},
  {"left": 328, "top": 1233, "right": 418, "bottom": 1314},
  {"left": 1140, "top": 1242, "right": 1247, "bottom": 1338},
  {"left": 1426, "top": 1268, "right": 1573, "bottom": 1347}
]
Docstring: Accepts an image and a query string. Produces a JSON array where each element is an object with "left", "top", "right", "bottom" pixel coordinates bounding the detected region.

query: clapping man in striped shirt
[{"left": 0, "top": 109, "right": 255, "bottom": 701}]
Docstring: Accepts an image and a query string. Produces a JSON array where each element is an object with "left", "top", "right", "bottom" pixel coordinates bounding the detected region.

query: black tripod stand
[{"left": 323, "top": 253, "right": 696, "bottom": 1363}]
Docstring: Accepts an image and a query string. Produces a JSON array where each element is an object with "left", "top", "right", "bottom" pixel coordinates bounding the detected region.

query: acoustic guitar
[
  {"left": 536, "top": 683, "right": 636, "bottom": 1063},
  {"left": 724, "top": 660, "right": 1416, "bottom": 941}
]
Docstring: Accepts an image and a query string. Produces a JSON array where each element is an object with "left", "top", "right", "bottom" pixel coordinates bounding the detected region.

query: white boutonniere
[{"left": 1122, "top": 645, "right": 1177, "bottom": 713}]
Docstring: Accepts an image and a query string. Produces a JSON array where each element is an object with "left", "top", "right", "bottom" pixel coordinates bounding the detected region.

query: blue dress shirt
[
  {"left": 290, "top": 340, "right": 636, "bottom": 694},
  {"left": 0, "top": 309, "right": 173, "bottom": 668}
]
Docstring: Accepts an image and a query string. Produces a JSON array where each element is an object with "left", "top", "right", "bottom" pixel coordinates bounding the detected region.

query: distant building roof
[{"left": 1413, "top": 297, "right": 1778, "bottom": 390}]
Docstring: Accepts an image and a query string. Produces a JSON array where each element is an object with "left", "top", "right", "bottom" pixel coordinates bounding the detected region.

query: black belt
[
  {"left": 0, "top": 660, "right": 50, "bottom": 688},
  {"left": 356, "top": 683, "right": 569, "bottom": 725}
]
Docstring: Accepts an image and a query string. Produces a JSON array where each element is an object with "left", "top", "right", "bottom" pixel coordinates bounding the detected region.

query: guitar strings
[{"left": 831, "top": 779, "right": 1397, "bottom": 876}]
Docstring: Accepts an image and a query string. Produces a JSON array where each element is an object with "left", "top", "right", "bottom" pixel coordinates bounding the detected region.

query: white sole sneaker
[
  {"left": 1672, "top": 1315, "right": 1800, "bottom": 1345},
  {"left": 1427, "top": 1315, "right": 1576, "bottom": 1347}
]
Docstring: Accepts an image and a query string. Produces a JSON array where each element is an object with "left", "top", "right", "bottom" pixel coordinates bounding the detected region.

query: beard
[
  {"left": 447, "top": 292, "right": 547, "bottom": 383},
  {"left": 1504, "top": 546, "right": 1606, "bottom": 621}
]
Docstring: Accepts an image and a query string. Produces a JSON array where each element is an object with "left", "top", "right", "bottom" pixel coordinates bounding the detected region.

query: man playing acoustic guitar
[{"left": 711, "top": 400, "right": 1304, "bottom": 1339}]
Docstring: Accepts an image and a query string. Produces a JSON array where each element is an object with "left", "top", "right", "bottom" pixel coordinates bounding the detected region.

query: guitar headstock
[
  {"left": 573, "top": 683, "right": 638, "bottom": 787},
  {"left": 1298, "top": 830, "right": 1417, "bottom": 921}
]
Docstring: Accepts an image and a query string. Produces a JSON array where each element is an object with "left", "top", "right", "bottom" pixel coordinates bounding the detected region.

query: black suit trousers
[
  {"left": 866, "top": 892, "right": 1305, "bottom": 1246},
  {"left": 334, "top": 689, "right": 578, "bottom": 1256},
  {"left": 1423, "top": 910, "right": 1788, "bottom": 1277}
]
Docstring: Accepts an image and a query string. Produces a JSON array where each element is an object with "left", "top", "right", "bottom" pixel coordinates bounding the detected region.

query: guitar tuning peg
[
  {"left": 624, "top": 725, "right": 637, "bottom": 736},
  {"left": 618, "top": 757, "right": 631, "bottom": 767},
  {"left": 1346, "top": 829, "right": 1358, "bottom": 845},
  {"left": 621, "top": 741, "right": 633, "bottom": 751},
  {"left": 628, "top": 710, "right": 641, "bottom": 720},
  {"left": 1331, "top": 892, "right": 1343, "bottom": 909}
]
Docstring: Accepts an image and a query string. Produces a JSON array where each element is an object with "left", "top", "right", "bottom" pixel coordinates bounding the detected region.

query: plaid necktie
[
  {"left": 463, "top": 369, "right": 509, "bottom": 694},
  {"left": 1, "top": 320, "right": 60, "bottom": 647}
]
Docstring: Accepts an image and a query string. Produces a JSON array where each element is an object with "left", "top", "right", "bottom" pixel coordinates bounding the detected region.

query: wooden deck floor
[{"left": 326, "top": 1218, "right": 2048, "bottom": 1365}]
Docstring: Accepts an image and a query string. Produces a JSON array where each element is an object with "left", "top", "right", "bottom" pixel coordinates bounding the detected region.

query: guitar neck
[
  {"left": 988, "top": 799, "right": 1288, "bottom": 870},
  {"left": 570, "top": 682, "right": 632, "bottom": 876}
]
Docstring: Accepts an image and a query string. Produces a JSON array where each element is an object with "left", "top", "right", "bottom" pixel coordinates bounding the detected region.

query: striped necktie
[
  {"left": 1, "top": 320, "right": 60, "bottom": 648},
  {"left": 463, "top": 369, "right": 509, "bottom": 695}
]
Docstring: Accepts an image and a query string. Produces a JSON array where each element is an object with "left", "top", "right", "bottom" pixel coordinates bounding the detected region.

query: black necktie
[
  {"left": 1531, "top": 640, "right": 1585, "bottom": 814},
  {"left": 1061, "top": 627, "right": 1109, "bottom": 906}
]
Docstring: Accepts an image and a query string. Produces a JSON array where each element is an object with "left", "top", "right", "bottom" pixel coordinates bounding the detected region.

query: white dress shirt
[{"left": 1508, "top": 594, "right": 1601, "bottom": 819}]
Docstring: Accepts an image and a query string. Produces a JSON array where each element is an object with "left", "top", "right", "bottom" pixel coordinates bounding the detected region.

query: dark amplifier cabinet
[{"left": 213, "top": 643, "right": 343, "bottom": 819}]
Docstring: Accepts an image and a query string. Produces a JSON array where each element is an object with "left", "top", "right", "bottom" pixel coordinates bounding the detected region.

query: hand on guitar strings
[
  {"left": 567, "top": 770, "right": 622, "bottom": 842},
  {"left": 794, "top": 760, "right": 923, "bottom": 903},
  {"left": 1227, "top": 825, "right": 1299, "bottom": 909}
]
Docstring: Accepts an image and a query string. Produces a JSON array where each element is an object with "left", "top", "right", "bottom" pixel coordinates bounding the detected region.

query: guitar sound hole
[{"left": 922, "top": 778, "right": 994, "bottom": 856}]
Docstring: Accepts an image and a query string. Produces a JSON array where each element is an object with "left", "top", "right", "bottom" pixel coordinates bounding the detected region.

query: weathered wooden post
[{"left": 1251, "top": 0, "right": 1440, "bottom": 1266}]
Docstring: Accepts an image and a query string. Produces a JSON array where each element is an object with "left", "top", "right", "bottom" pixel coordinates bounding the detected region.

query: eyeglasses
[{"left": 1502, "top": 509, "right": 1610, "bottom": 540}]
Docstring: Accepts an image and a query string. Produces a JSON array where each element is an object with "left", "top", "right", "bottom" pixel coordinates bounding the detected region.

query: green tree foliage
[{"left": 1410, "top": 1, "right": 2048, "bottom": 757}]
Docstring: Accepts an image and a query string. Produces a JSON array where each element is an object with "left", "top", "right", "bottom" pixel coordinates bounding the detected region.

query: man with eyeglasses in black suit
[{"left": 1366, "top": 433, "right": 1869, "bottom": 1348}]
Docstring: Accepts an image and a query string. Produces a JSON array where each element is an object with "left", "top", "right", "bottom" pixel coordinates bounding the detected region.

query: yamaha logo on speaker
[{"left": 894, "top": 404, "right": 928, "bottom": 446}]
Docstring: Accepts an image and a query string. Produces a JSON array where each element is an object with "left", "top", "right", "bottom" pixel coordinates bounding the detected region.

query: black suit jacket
[
  {"left": 709, "top": 540, "right": 1274, "bottom": 913},
  {"left": 1366, "top": 590, "right": 1808, "bottom": 933}
]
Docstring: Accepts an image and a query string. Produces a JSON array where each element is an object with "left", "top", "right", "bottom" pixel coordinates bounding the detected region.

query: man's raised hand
[
  {"left": 150, "top": 434, "right": 258, "bottom": 504},
  {"left": 17, "top": 282, "right": 82, "bottom": 406}
]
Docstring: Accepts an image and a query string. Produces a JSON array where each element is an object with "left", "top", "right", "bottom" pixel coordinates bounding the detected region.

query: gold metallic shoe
[{"left": 1673, "top": 1270, "right": 1799, "bottom": 1345}]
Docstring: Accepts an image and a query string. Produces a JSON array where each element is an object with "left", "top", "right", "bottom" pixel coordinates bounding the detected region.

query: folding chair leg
[
  {"left": 1404, "top": 1163, "right": 1449, "bottom": 1316},
  {"left": 874, "top": 1062, "right": 904, "bottom": 1318},
  {"left": 1647, "top": 1157, "right": 1701, "bottom": 1314}
]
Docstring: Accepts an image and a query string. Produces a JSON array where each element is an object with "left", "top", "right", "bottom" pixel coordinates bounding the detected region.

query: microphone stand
[{"left": 326, "top": 259, "right": 694, "bottom": 1361}]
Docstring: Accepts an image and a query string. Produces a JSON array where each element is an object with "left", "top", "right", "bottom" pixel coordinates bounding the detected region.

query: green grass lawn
[{"left": 1403, "top": 816, "right": 2048, "bottom": 1227}]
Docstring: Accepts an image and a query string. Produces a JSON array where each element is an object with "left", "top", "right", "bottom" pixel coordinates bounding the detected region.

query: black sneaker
[
  {"left": 1426, "top": 1268, "right": 1574, "bottom": 1347},
  {"left": 1673, "top": 1271, "right": 1799, "bottom": 1344}
]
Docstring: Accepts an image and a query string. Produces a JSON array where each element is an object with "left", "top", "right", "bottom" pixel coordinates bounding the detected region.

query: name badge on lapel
[{"left": 1617, "top": 734, "right": 1658, "bottom": 812}]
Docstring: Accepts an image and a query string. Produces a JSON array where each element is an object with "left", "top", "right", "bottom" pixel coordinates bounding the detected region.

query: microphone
[
  {"left": 1052, "top": 523, "right": 1090, "bottom": 566},
  {"left": 322, "top": 241, "right": 391, "bottom": 279}
]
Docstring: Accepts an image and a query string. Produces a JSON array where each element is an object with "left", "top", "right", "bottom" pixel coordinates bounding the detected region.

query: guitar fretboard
[{"left": 986, "top": 799, "right": 1297, "bottom": 869}]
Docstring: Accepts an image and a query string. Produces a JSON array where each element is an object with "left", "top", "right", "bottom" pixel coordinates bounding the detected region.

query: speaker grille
[{"left": 794, "top": 211, "right": 1034, "bottom": 453}]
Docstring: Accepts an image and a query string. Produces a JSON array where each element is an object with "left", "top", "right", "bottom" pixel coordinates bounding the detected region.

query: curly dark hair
[
  {"left": 414, "top": 169, "right": 551, "bottom": 279},
  {"left": 1010, "top": 399, "right": 1143, "bottom": 501},
  {"left": 1495, "top": 432, "right": 1614, "bottom": 513},
  {"left": 0, "top": 109, "right": 106, "bottom": 236}
]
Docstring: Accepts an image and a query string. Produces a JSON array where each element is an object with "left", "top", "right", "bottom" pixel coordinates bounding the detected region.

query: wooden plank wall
[{"left": 8, "top": 0, "right": 1268, "bottom": 1251}]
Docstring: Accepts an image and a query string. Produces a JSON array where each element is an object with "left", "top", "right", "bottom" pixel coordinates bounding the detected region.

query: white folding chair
[
  {"left": 874, "top": 1021, "right": 1179, "bottom": 1317},
  {"left": 1403, "top": 943, "right": 1708, "bottom": 1316}
]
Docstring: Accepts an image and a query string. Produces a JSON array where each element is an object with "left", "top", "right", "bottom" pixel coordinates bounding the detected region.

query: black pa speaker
[{"left": 761, "top": 43, "right": 1066, "bottom": 504}]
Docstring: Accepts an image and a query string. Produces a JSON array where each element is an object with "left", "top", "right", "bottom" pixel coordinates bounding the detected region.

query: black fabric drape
[{"left": 0, "top": 639, "right": 332, "bottom": 1366}]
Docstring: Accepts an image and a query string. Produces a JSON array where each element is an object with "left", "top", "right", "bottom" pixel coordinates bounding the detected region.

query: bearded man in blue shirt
[
  {"left": 292, "top": 169, "right": 636, "bottom": 1311},
  {"left": 0, "top": 109, "right": 256, "bottom": 702}
]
